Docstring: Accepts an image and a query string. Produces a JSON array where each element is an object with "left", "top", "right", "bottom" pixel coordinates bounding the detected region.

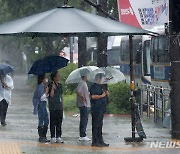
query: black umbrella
[
  {"left": 0, "top": 6, "right": 154, "bottom": 37},
  {"left": 28, "top": 55, "right": 69, "bottom": 75},
  {"left": 0, "top": 63, "right": 14, "bottom": 75}
]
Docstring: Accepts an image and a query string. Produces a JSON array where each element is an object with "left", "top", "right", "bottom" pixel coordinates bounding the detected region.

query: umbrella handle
[{"left": 105, "top": 77, "right": 113, "bottom": 81}]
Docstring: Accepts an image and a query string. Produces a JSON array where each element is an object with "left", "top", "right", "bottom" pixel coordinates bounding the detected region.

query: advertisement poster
[{"left": 117, "top": 0, "right": 169, "bottom": 30}]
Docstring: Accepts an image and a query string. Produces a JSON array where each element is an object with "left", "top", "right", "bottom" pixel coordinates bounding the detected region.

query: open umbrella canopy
[
  {"left": 0, "top": 6, "right": 154, "bottom": 37},
  {"left": 66, "top": 66, "right": 98, "bottom": 84},
  {"left": 0, "top": 63, "right": 14, "bottom": 75},
  {"left": 89, "top": 67, "right": 125, "bottom": 84},
  {"left": 28, "top": 55, "right": 69, "bottom": 75}
]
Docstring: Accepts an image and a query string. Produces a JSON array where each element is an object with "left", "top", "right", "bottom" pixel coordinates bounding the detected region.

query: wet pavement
[{"left": 0, "top": 75, "right": 179, "bottom": 154}]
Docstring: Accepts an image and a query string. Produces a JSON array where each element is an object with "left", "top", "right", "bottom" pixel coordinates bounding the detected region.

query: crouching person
[{"left": 33, "top": 74, "right": 49, "bottom": 143}]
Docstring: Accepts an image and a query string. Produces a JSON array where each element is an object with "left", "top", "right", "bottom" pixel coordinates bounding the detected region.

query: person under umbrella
[
  {"left": 0, "top": 74, "right": 14, "bottom": 126},
  {"left": 48, "top": 71, "right": 64, "bottom": 144},
  {"left": 90, "top": 73, "right": 109, "bottom": 147},
  {"left": 32, "top": 74, "right": 49, "bottom": 143},
  {"left": 88, "top": 67, "right": 125, "bottom": 84},
  {"left": 76, "top": 69, "right": 91, "bottom": 141}
]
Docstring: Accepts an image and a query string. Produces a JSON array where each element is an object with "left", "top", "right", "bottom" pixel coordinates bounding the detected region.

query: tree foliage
[{"left": 0, "top": 0, "right": 119, "bottom": 72}]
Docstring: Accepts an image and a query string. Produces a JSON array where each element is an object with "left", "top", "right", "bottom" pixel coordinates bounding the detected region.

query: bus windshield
[{"left": 151, "top": 36, "right": 169, "bottom": 63}]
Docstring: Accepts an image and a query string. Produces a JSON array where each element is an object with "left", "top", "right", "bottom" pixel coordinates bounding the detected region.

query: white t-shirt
[{"left": 76, "top": 80, "right": 90, "bottom": 107}]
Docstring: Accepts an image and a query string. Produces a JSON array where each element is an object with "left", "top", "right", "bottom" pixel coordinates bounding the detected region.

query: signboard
[{"left": 117, "top": 0, "right": 169, "bottom": 30}]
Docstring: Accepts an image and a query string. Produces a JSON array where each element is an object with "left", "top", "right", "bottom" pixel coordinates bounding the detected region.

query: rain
[{"left": 0, "top": 0, "right": 180, "bottom": 154}]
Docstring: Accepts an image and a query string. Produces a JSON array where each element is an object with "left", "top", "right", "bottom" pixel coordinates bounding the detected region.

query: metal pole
[
  {"left": 124, "top": 35, "right": 143, "bottom": 142},
  {"left": 129, "top": 35, "right": 136, "bottom": 139},
  {"left": 161, "top": 87, "right": 165, "bottom": 124},
  {"left": 154, "top": 90, "right": 157, "bottom": 123},
  {"left": 140, "top": 85, "right": 143, "bottom": 116},
  {"left": 147, "top": 90, "right": 150, "bottom": 118}
]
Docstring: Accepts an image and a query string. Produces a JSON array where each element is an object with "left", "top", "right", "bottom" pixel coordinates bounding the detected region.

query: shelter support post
[
  {"left": 78, "top": 36, "right": 87, "bottom": 68},
  {"left": 96, "top": 0, "right": 108, "bottom": 68},
  {"left": 124, "top": 35, "right": 143, "bottom": 142},
  {"left": 97, "top": 35, "right": 107, "bottom": 67}
]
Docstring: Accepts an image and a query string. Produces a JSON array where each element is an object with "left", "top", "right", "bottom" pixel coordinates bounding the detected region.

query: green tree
[{"left": 0, "top": 0, "right": 119, "bottom": 72}]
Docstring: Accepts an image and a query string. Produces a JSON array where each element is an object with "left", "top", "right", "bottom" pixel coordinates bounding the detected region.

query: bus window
[
  {"left": 151, "top": 36, "right": 169, "bottom": 63},
  {"left": 120, "top": 36, "right": 142, "bottom": 63},
  {"left": 158, "top": 37, "right": 169, "bottom": 62},
  {"left": 120, "top": 40, "right": 129, "bottom": 61},
  {"left": 152, "top": 37, "right": 159, "bottom": 62}
]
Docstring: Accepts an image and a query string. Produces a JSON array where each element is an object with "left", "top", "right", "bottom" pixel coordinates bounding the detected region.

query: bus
[{"left": 107, "top": 35, "right": 170, "bottom": 89}]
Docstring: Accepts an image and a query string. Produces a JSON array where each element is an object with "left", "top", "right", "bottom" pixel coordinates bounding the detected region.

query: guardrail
[{"left": 140, "top": 84, "right": 171, "bottom": 127}]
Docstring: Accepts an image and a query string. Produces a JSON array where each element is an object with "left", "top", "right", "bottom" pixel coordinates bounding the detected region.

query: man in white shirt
[
  {"left": 76, "top": 72, "right": 91, "bottom": 141},
  {"left": 0, "top": 74, "right": 14, "bottom": 126}
]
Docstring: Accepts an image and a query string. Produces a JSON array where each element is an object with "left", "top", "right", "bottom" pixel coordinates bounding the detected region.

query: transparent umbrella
[
  {"left": 65, "top": 66, "right": 98, "bottom": 84},
  {"left": 89, "top": 67, "right": 125, "bottom": 84}
]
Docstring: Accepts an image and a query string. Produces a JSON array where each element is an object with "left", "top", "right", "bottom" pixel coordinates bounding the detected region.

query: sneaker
[
  {"left": 79, "top": 136, "right": 91, "bottom": 141},
  {"left": 56, "top": 137, "right": 64, "bottom": 143},
  {"left": 50, "top": 137, "right": 57, "bottom": 143}
]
